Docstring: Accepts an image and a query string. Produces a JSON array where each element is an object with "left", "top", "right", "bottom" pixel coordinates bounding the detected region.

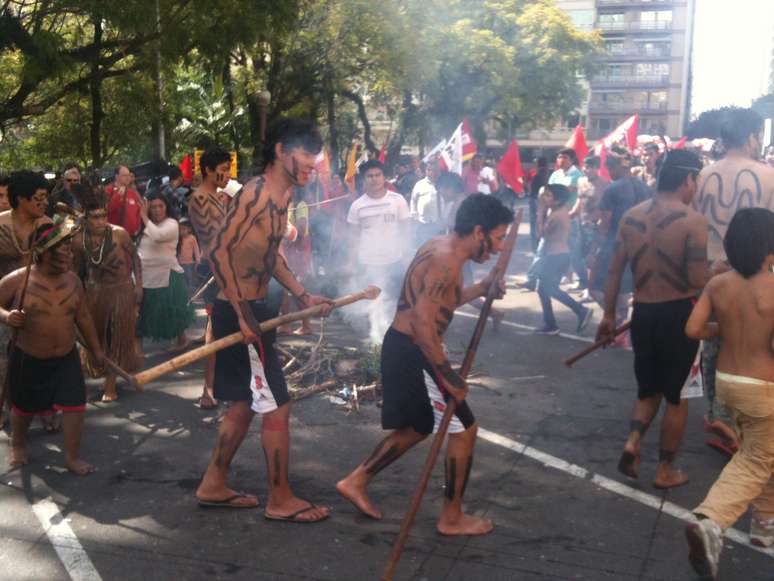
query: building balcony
[
  {"left": 597, "top": 0, "right": 673, "bottom": 6},
  {"left": 597, "top": 20, "right": 673, "bottom": 33},
  {"left": 588, "top": 101, "right": 668, "bottom": 113},
  {"left": 603, "top": 46, "right": 672, "bottom": 59},
  {"left": 591, "top": 73, "right": 671, "bottom": 87}
]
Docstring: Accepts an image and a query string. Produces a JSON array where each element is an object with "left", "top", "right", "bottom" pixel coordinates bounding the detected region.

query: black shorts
[
  {"left": 10, "top": 348, "right": 86, "bottom": 415},
  {"left": 381, "top": 327, "right": 475, "bottom": 436},
  {"left": 631, "top": 298, "right": 699, "bottom": 405},
  {"left": 211, "top": 299, "right": 290, "bottom": 413}
]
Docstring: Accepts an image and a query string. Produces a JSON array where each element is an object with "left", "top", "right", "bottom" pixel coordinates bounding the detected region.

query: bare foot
[
  {"left": 101, "top": 391, "right": 118, "bottom": 403},
  {"left": 265, "top": 496, "right": 330, "bottom": 522},
  {"left": 196, "top": 487, "right": 259, "bottom": 508},
  {"left": 66, "top": 458, "right": 96, "bottom": 476},
  {"left": 336, "top": 477, "right": 382, "bottom": 519},
  {"left": 617, "top": 448, "right": 640, "bottom": 479},
  {"left": 653, "top": 465, "right": 689, "bottom": 489},
  {"left": 437, "top": 513, "right": 494, "bottom": 536},
  {"left": 10, "top": 445, "right": 28, "bottom": 467}
]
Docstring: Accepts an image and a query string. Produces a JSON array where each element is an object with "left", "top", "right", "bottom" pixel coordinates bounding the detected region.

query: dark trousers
[
  {"left": 528, "top": 197, "right": 539, "bottom": 252},
  {"left": 537, "top": 253, "right": 585, "bottom": 329},
  {"left": 569, "top": 219, "right": 588, "bottom": 287}
]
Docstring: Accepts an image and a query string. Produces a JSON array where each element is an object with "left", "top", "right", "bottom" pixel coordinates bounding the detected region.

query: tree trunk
[
  {"left": 89, "top": 13, "right": 104, "bottom": 168},
  {"left": 385, "top": 91, "right": 417, "bottom": 168},
  {"left": 339, "top": 89, "right": 377, "bottom": 154},
  {"left": 327, "top": 90, "right": 339, "bottom": 174}
]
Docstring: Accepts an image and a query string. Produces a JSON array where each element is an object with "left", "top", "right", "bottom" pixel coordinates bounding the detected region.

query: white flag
[{"left": 441, "top": 123, "right": 464, "bottom": 175}]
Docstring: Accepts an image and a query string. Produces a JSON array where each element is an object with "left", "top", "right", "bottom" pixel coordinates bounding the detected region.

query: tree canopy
[{"left": 0, "top": 0, "right": 600, "bottom": 172}]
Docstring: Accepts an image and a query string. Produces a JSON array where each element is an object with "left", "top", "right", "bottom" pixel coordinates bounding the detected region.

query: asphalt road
[{"left": 1, "top": 217, "right": 773, "bottom": 581}]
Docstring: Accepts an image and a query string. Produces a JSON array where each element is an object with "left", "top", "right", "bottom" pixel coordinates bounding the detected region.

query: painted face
[
  {"left": 281, "top": 146, "right": 317, "bottom": 187},
  {"left": 86, "top": 209, "right": 108, "bottom": 235},
  {"left": 149, "top": 199, "right": 167, "bottom": 223},
  {"left": 213, "top": 161, "right": 231, "bottom": 188},
  {"left": 48, "top": 238, "right": 74, "bottom": 273},
  {"left": 19, "top": 188, "right": 49, "bottom": 218},
  {"left": 473, "top": 224, "right": 508, "bottom": 263},
  {"left": 364, "top": 168, "right": 385, "bottom": 195},
  {"left": 0, "top": 185, "right": 9, "bottom": 212}
]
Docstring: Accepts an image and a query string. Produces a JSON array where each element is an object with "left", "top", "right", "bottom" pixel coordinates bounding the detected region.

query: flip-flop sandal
[
  {"left": 264, "top": 502, "right": 330, "bottom": 523},
  {"left": 197, "top": 492, "right": 259, "bottom": 509},
  {"left": 706, "top": 439, "right": 738, "bottom": 457}
]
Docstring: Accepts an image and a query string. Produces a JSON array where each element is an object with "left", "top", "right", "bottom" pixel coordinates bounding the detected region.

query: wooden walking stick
[
  {"left": 564, "top": 320, "right": 632, "bottom": 368},
  {"left": 382, "top": 209, "right": 523, "bottom": 581},
  {"left": 133, "top": 285, "right": 381, "bottom": 388},
  {"left": 0, "top": 252, "right": 35, "bottom": 428},
  {"left": 74, "top": 329, "right": 137, "bottom": 389}
]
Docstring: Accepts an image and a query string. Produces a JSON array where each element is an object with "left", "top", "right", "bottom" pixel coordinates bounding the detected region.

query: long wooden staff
[
  {"left": 564, "top": 320, "right": 631, "bottom": 367},
  {"left": 133, "top": 285, "right": 381, "bottom": 389},
  {"left": 382, "top": 209, "right": 523, "bottom": 581},
  {"left": 0, "top": 252, "right": 35, "bottom": 428},
  {"left": 74, "top": 329, "right": 136, "bottom": 388},
  {"left": 188, "top": 275, "right": 215, "bottom": 305}
]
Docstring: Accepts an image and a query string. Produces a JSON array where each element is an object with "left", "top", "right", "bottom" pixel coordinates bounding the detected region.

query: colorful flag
[
  {"left": 179, "top": 154, "right": 193, "bottom": 184},
  {"left": 496, "top": 140, "right": 525, "bottom": 194},
  {"left": 461, "top": 118, "right": 477, "bottom": 161},
  {"left": 441, "top": 124, "right": 464, "bottom": 175},
  {"left": 673, "top": 136, "right": 687, "bottom": 150},
  {"left": 378, "top": 143, "right": 386, "bottom": 164},
  {"left": 600, "top": 114, "right": 639, "bottom": 151},
  {"left": 344, "top": 143, "right": 359, "bottom": 192},
  {"left": 565, "top": 125, "right": 589, "bottom": 165},
  {"left": 423, "top": 139, "right": 447, "bottom": 164}
]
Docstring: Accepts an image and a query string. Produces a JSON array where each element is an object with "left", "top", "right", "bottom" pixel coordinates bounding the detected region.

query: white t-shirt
[
  {"left": 478, "top": 166, "right": 496, "bottom": 194},
  {"left": 347, "top": 192, "right": 410, "bottom": 265},
  {"left": 410, "top": 177, "right": 441, "bottom": 224}
]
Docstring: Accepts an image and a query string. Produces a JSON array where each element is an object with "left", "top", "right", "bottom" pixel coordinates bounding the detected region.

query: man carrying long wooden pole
[
  {"left": 337, "top": 193, "right": 513, "bottom": 535},
  {"left": 195, "top": 118, "right": 333, "bottom": 520}
]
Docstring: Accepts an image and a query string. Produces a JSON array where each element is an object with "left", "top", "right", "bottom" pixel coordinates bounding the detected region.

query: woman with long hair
[{"left": 136, "top": 192, "right": 193, "bottom": 350}]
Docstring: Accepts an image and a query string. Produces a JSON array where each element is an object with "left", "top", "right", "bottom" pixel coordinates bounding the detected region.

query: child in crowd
[
  {"left": 684, "top": 208, "right": 774, "bottom": 579},
  {"left": 178, "top": 218, "right": 200, "bottom": 292},
  {"left": 535, "top": 184, "right": 593, "bottom": 335}
]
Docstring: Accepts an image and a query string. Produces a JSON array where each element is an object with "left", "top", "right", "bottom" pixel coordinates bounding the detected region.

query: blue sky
[{"left": 692, "top": 0, "right": 774, "bottom": 115}]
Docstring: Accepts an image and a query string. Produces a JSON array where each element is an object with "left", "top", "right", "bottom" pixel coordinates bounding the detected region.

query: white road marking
[
  {"left": 32, "top": 497, "right": 103, "bottom": 581},
  {"left": 478, "top": 428, "right": 774, "bottom": 559},
  {"left": 456, "top": 310, "right": 596, "bottom": 344}
]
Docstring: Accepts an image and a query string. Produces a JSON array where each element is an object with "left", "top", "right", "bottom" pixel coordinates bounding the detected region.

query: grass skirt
[
  {"left": 137, "top": 271, "right": 195, "bottom": 341},
  {"left": 81, "top": 279, "right": 141, "bottom": 377}
]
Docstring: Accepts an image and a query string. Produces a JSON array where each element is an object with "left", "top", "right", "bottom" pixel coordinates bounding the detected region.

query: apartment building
[{"left": 588, "top": 0, "right": 695, "bottom": 139}]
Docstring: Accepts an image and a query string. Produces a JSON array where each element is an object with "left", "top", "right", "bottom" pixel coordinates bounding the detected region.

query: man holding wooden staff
[
  {"left": 195, "top": 118, "right": 333, "bottom": 520},
  {"left": 596, "top": 150, "right": 708, "bottom": 488},
  {"left": 337, "top": 193, "right": 513, "bottom": 535}
]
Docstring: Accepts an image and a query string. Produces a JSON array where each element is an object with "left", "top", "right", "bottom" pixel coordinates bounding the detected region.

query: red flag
[
  {"left": 179, "top": 154, "right": 193, "bottom": 184},
  {"left": 496, "top": 140, "right": 525, "bottom": 194},
  {"left": 565, "top": 125, "right": 589, "bottom": 165},
  {"left": 601, "top": 114, "right": 639, "bottom": 151},
  {"left": 378, "top": 143, "right": 386, "bottom": 164},
  {"left": 674, "top": 136, "right": 687, "bottom": 150},
  {"left": 461, "top": 118, "right": 477, "bottom": 161},
  {"left": 598, "top": 145, "right": 610, "bottom": 181}
]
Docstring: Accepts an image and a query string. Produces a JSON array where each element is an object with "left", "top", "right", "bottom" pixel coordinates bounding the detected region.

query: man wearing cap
[{"left": 0, "top": 219, "right": 104, "bottom": 474}]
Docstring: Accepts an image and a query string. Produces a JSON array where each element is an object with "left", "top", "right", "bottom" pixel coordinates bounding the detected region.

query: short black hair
[
  {"left": 545, "top": 183, "right": 570, "bottom": 206},
  {"left": 643, "top": 143, "right": 660, "bottom": 154},
  {"left": 583, "top": 155, "right": 600, "bottom": 168},
  {"left": 359, "top": 159, "right": 385, "bottom": 177},
  {"left": 454, "top": 193, "right": 514, "bottom": 236},
  {"left": 0, "top": 174, "right": 8, "bottom": 188},
  {"left": 262, "top": 118, "right": 323, "bottom": 166},
  {"left": 168, "top": 166, "right": 182, "bottom": 180},
  {"left": 720, "top": 108, "right": 763, "bottom": 150},
  {"left": 200, "top": 148, "right": 231, "bottom": 178},
  {"left": 9, "top": 171, "right": 49, "bottom": 209},
  {"left": 145, "top": 190, "right": 176, "bottom": 220},
  {"left": 436, "top": 171, "right": 465, "bottom": 194},
  {"left": 557, "top": 148, "right": 578, "bottom": 164},
  {"left": 536, "top": 156, "right": 548, "bottom": 168},
  {"left": 724, "top": 208, "right": 774, "bottom": 278},
  {"left": 657, "top": 149, "right": 703, "bottom": 192}
]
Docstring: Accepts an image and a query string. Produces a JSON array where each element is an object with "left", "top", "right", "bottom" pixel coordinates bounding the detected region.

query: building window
[
  {"left": 605, "top": 40, "right": 625, "bottom": 55},
  {"left": 567, "top": 9, "right": 595, "bottom": 31},
  {"left": 635, "top": 40, "right": 671, "bottom": 57},
  {"left": 598, "top": 12, "right": 625, "bottom": 30},
  {"left": 648, "top": 90, "right": 668, "bottom": 109},
  {"left": 639, "top": 10, "right": 672, "bottom": 29}
]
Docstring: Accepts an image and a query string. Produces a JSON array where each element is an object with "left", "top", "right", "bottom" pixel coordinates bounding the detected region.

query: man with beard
[
  {"left": 337, "top": 194, "right": 512, "bottom": 535},
  {"left": 196, "top": 119, "right": 333, "bottom": 520},
  {"left": 73, "top": 183, "right": 143, "bottom": 402},
  {"left": 0, "top": 220, "right": 104, "bottom": 473}
]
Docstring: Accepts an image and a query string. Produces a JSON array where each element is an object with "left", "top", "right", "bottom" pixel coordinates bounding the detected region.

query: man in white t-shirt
[
  {"left": 410, "top": 158, "right": 443, "bottom": 246},
  {"left": 463, "top": 154, "right": 499, "bottom": 195},
  {"left": 347, "top": 160, "right": 411, "bottom": 293}
]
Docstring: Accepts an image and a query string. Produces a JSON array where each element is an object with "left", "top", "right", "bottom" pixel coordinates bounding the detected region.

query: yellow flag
[{"left": 344, "top": 142, "right": 359, "bottom": 191}]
